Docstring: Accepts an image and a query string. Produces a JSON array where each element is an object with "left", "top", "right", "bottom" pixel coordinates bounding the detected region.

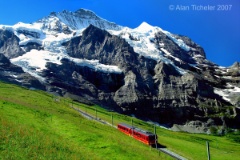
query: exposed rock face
[
  {"left": 17, "top": 29, "right": 41, "bottom": 39},
  {"left": 0, "top": 53, "right": 45, "bottom": 90},
  {"left": 0, "top": 53, "right": 10, "bottom": 65},
  {"left": 228, "top": 62, "right": 240, "bottom": 77},
  {"left": 39, "top": 17, "right": 72, "bottom": 34},
  {"left": 20, "top": 42, "right": 43, "bottom": 52},
  {"left": 61, "top": 25, "right": 158, "bottom": 109},
  {"left": 43, "top": 58, "right": 124, "bottom": 93},
  {"left": 0, "top": 29, "right": 25, "bottom": 58},
  {"left": 154, "top": 32, "right": 195, "bottom": 64},
  {"left": 174, "top": 34, "right": 206, "bottom": 59},
  {"left": 63, "top": 24, "right": 137, "bottom": 67}
]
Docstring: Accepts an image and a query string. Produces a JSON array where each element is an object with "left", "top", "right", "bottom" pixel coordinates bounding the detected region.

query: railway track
[
  {"left": 71, "top": 105, "right": 187, "bottom": 160},
  {"left": 158, "top": 148, "right": 187, "bottom": 160}
]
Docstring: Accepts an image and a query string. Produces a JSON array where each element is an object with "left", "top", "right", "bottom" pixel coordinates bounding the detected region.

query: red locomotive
[{"left": 117, "top": 123, "right": 157, "bottom": 145}]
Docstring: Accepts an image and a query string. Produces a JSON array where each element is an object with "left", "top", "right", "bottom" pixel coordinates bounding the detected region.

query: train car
[
  {"left": 117, "top": 123, "right": 133, "bottom": 135},
  {"left": 117, "top": 123, "right": 157, "bottom": 145}
]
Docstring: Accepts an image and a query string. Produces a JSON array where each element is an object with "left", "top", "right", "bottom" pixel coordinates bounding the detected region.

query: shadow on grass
[{"left": 151, "top": 143, "right": 166, "bottom": 148}]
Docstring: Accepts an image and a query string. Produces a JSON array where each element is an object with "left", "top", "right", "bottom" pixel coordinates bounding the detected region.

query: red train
[{"left": 117, "top": 123, "right": 157, "bottom": 145}]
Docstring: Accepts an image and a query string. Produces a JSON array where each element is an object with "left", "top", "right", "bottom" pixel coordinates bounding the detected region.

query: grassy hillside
[
  {"left": 0, "top": 81, "right": 172, "bottom": 160},
  {"left": 1, "top": 81, "right": 240, "bottom": 160},
  {"left": 72, "top": 99, "right": 240, "bottom": 160}
]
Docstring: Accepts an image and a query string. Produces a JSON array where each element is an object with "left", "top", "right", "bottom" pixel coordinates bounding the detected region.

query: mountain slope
[{"left": 0, "top": 8, "right": 239, "bottom": 133}]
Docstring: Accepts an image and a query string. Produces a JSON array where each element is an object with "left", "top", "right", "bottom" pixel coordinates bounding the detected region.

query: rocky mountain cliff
[{"left": 0, "top": 8, "right": 239, "bottom": 133}]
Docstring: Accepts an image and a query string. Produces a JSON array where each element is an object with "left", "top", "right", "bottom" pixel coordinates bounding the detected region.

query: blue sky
[{"left": 0, "top": 0, "right": 239, "bottom": 66}]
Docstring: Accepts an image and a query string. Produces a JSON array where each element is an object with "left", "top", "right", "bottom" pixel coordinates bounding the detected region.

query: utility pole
[
  {"left": 111, "top": 114, "right": 113, "bottom": 126},
  {"left": 154, "top": 124, "right": 157, "bottom": 149},
  {"left": 95, "top": 106, "right": 97, "bottom": 119},
  {"left": 131, "top": 118, "right": 133, "bottom": 136},
  {"left": 206, "top": 141, "right": 210, "bottom": 160}
]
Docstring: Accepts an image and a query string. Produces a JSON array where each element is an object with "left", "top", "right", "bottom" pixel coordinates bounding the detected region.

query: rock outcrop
[{"left": 0, "top": 29, "right": 25, "bottom": 58}]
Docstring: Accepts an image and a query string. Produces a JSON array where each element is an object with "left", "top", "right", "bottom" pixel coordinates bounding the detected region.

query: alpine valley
[{"left": 0, "top": 9, "right": 239, "bottom": 133}]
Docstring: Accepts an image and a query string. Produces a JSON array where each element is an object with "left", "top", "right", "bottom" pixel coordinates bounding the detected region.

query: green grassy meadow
[
  {"left": 1, "top": 81, "right": 240, "bottom": 160},
  {"left": 0, "top": 81, "right": 172, "bottom": 160},
  {"left": 72, "top": 98, "right": 240, "bottom": 160}
]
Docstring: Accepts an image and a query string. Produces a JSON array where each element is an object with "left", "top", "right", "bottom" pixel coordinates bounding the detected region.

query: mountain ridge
[{"left": 37, "top": 8, "right": 123, "bottom": 32}]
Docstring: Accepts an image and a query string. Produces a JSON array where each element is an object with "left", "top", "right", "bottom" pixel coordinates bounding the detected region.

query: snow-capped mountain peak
[
  {"left": 0, "top": 8, "right": 202, "bottom": 78},
  {"left": 37, "top": 8, "right": 123, "bottom": 32},
  {"left": 135, "top": 21, "right": 156, "bottom": 32}
]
